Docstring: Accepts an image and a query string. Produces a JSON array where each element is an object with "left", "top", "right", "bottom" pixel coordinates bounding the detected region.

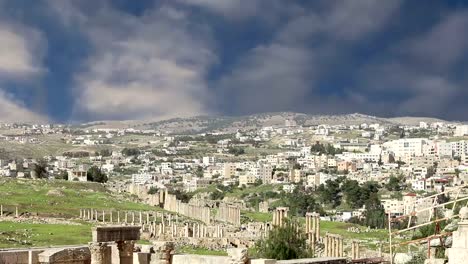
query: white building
[
  {"left": 455, "top": 125, "right": 468, "bottom": 137},
  {"left": 132, "top": 173, "right": 154, "bottom": 184},
  {"left": 383, "top": 138, "right": 430, "bottom": 159},
  {"left": 250, "top": 164, "right": 273, "bottom": 184},
  {"left": 202, "top": 156, "right": 216, "bottom": 166}
]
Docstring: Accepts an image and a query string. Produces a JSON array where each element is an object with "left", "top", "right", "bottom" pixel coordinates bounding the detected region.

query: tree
[
  {"left": 147, "top": 186, "right": 159, "bottom": 195},
  {"left": 32, "top": 160, "right": 48, "bottom": 179},
  {"left": 386, "top": 175, "right": 403, "bottom": 191},
  {"left": 210, "top": 191, "right": 225, "bottom": 200},
  {"left": 284, "top": 187, "right": 322, "bottom": 216},
  {"left": 317, "top": 179, "right": 342, "bottom": 208},
  {"left": 253, "top": 178, "right": 263, "bottom": 187},
  {"left": 121, "top": 148, "right": 141, "bottom": 157},
  {"left": 256, "top": 219, "right": 312, "bottom": 260},
  {"left": 169, "top": 189, "right": 193, "bottom": 203},
  {"left": 228, "top": 147, "right": 245, "bottom": 156},
  {"left": 55, "top": 170, "right": 69, "bottom": 180},
  {"left": 362, "top": 193, "right": 386, "bottom": 229},
  {"left": 426, "top": 166, "right": 436, "bottom": 178},
  {"left": 195, "top": 166, "right": 204, "bottom": 178},
  {"left": 311, "top": 142, "right": 326, "bottom": 154},
  {"left": 87, "top": 166, "right": 108, "bottom": 183},
  {"left": 98, "top": 149, "right": 112, "bottom": 157}
]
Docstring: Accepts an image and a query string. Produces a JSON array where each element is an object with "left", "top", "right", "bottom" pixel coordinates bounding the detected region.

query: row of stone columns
[
  {"left": 351, "top": 240, "right": 360, "bottom": 260},
  {"left": 217, "top": 204, "right": 241, "bottom": 226},
  {"left": 323, "top": 234, "right": 344, "bottom": 258},
  {"left": 144, "top": 220, "right": 226, "bottom": 239},
  {"left": 305, "top": 212, "right": 320, "bottom": 247},
  {"left": 0, "top": 205, "right": 20, "bottom": 218},
  {"left": 272, "top": 207, "right": 289, "bottom": 227},
  {"left": 80, "top": 209, "right": 178, "bottom": 226},
  {"left": 163, "top": 193, "right": 212, "bottom": 224}
]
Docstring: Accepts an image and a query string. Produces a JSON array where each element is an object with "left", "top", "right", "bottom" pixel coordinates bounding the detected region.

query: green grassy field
[
  {"left": 242, "top": 211, "right": 272, "bottom": 222},
  {"left": 0, "top": 221, "right": 92, "bottom": 248},
  {"left": 176, "top": 246, "right": 228, "bottom": 256},
  {"left": 0, "top": 179, "right": 159, "bottom": 217},
  {"left": 225, "top": 184, "right": 280, "bottom": 198}
]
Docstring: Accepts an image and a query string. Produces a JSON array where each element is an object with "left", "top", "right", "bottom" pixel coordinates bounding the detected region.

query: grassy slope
[
  {"left": 176, "top": 246, "right": 228, "bottom": 256},
  {"left": 0, "top": 221, "right": 92, "bottom": 248},
  {"left": 225, "top": 184, "right": 279, "bottom": 198},
  {"left": 0, "top": 179, "right": 159, "bottom": 217},
  {"left": 242, "top": 211, "right": 272, "bottom": 222}
]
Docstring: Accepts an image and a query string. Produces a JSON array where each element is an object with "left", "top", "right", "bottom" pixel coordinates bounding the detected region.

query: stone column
[
  {"left": 0, "top": 205, "right": 3, "bottom": 218},
  {"left": 102, "top": 211, "right": 105, "bottom": 223},
  {"left": 139, "top": 211, "right": 143, "bottom": 225},
  {"left": 110, "top": 211, "right": 113, "bottom": 223},
  {"left": 15, "top": 207, "right": 19, "bottom": 218},
  {"left": 351, "top": 240, "right": 360, "bottom": 260},
  {"left": 334, "top": 237, "right": 338, "bottom": 257},
  {"left": 339, "top": 237, "right": 343, "bottom": 257},
  {"left": 356, "top": 241, "right": 360, "bottom": 259},
  {"left": 132, "top": 212, "right": 135, "bottom": 225},
  {"left": 328, "top": 235, "right": 333, "bottom": 257},
  {"left": 151, "top": 241, "right": 174, "bottom": 264},
  {"left": 117, "top": 241, "right": 134, "bottom": 264},
  {"left": 118, "top": 211, "right": 121, "bottom": 223},
  {"left": 315, "top": 214, "right": 320, "bottom": 239},
  {"left": 324, "top": 235, "right": 329, "bottom": 257},
  {"left": 89, "top": 242, "right": 111, "bottom": 264},
  {"left": 146, "top": 212, "right": 149, "bottom": 224}
]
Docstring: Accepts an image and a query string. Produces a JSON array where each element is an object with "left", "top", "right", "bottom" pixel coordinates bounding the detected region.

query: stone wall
[
  {"left": 172, "top": 254, "right": 229, "bottom": 264},
  {"left": 216, "top": 204, "right": 241, "bottom": 226},
  {"left": 0, "top": 247, "right": 90, "bottom": 264},
  {"left": 0, "top": 249, "right": 43, "bottom": 264},
  {"left": 163, "top": 193, "right": 211, "bottom": 224},
  {"left": 38, "top": 247, "right": 91, "bottom": 264},
  {"left": 276, "top": 258, "right": 347, "bottom": 264},
  {"left": 127, "top": 184, "right": 161, "bottom": 206}
]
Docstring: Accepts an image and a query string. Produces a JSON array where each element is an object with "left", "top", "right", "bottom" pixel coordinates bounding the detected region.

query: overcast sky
[{"left": 0, "top": 0, "right": 467, "bottom": 123}]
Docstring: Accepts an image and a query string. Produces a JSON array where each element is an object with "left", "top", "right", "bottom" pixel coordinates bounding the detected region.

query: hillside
[
  {"left": 13, "top": 112, "right": 452, "bottom": 136},
  {"left": 0, "top": 179, "right": 159, "bottom": 217},
  {"left": 131, "top": 112, "right": 448, "bottom": 134}
]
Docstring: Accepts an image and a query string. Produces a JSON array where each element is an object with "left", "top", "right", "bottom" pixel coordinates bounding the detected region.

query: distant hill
[
  {"left": 385, "top": 116, "right": 447, "bottom": 126},
  {"left": 74, "top": 112, "right": 453, "bottom": 135},
  {"left": 122, "top": 112, "right": 449, "bottom": 134}
]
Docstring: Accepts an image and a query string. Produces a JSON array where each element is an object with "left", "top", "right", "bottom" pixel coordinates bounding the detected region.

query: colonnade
[
  {"left": 323, "top": 234, "right": 344, "bottom": 258},
  {"left": 305, "top": 212, "right": 320, "bottom": 247},
  {"left": 350, "top": 240, "right": 360, "bottom": 260},
  {"left": 217, "top": 203, "right": 241, "bottom": 226},
  {"left": 272, "top": 207, "right": 289, "bottom": 227}
]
